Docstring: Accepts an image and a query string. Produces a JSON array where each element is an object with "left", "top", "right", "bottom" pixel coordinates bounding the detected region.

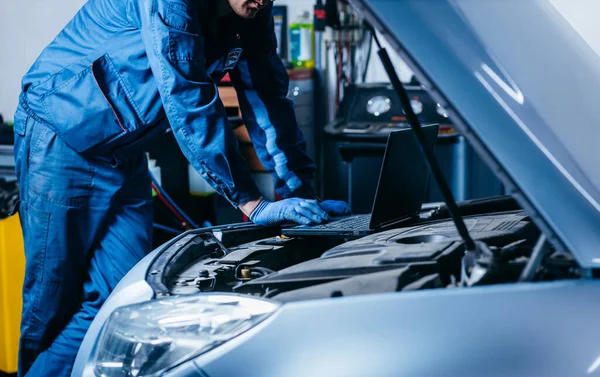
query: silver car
[{"left": 73, "top": 1, "right": 600, "bottom": 376}]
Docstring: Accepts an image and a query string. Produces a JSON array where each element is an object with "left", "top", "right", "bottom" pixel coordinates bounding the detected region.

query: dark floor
[{"left": 0, "top": 371, "right": 16, "bottom": 377}]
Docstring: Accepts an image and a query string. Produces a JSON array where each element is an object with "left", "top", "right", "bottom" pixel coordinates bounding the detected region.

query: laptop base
[{"left": 282, "top": 214, "right": 418, "bottom": 238}]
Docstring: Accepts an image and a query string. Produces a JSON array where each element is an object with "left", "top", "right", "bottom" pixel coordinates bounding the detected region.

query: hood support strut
[{"left": 367, "top": 22, "right": 477, "bottom": 253}]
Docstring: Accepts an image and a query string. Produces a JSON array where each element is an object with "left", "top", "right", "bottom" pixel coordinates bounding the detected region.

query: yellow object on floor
[{"left": 0, "top": 214, "right": 25, "bottom": 374}]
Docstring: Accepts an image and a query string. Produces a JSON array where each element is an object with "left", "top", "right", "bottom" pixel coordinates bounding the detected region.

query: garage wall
[{"left": 0, "top": 0, "right": 87, "bottom": 122}]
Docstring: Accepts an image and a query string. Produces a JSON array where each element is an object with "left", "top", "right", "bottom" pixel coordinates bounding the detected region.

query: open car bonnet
[{"left": 349, "top": 0, "right": 600, "bottom": 268}]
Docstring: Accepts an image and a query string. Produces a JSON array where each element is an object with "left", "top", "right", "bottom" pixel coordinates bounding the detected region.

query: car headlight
[{"left": 92, "top": 294, "right": 279, "bottom": 377}]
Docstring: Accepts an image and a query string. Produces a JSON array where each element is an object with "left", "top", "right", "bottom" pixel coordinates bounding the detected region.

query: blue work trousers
[{"left": 13, "top": 98, "right": 153, "bottom": 377}]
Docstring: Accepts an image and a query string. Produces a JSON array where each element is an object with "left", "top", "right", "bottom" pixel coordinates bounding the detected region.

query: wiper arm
[{"left": 367, "top": 23, "right": 477, "bottom": 252}]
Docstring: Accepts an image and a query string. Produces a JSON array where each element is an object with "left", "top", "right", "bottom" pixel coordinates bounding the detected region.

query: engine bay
[{"left": 146, "top": 198, "right": 581, "bottom": 303}]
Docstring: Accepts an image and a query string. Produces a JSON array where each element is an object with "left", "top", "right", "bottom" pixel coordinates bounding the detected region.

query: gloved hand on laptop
[
  {"left": 250, "top": 198, "right": 330, "bottom": 226},
  {"left": 318, "top": 200, "right": 352, "bottom": 217}
]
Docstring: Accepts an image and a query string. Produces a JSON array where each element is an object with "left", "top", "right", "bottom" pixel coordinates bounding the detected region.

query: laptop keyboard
[{"left": 311, "top": 215, "right": 372, "bottom": 230}]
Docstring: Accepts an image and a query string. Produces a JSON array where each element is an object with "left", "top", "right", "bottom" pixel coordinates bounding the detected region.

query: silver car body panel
[
  {"left": 75, "top": 274, "right": 600, "bottom": 377},
  {"left": 193, "top": 280, "right": 600, "bottom": 377}
]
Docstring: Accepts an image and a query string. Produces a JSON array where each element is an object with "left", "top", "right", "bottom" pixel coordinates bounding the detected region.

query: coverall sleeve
[
  {"left": 129, "top": 0, "right": 261, "bottom": 206},
  {"left": 228, "top": 6, "right": 317, "bottom": 200}
]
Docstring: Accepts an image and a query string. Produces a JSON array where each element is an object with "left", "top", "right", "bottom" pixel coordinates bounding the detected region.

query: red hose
[{"left": 151, "top": 183, "right": 190, "bottom": 229}]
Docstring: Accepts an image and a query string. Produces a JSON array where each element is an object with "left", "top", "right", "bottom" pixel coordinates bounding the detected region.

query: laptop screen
[{"left": 369, "top": 124, "right": 440, "bottom": 228}]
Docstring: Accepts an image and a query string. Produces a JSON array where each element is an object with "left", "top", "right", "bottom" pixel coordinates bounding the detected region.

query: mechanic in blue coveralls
[{"left": 12, "top": 0, "right": 350, "bottom": 375}]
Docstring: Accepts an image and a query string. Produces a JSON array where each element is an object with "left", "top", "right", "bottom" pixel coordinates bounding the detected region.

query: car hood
[{"left": 350, "top": 0, "right": 600, "bottom": 268}]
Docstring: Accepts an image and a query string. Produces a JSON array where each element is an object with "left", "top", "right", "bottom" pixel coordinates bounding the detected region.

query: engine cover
[{"left": 235, "top": 211, "right": 534, "bottom": 298}]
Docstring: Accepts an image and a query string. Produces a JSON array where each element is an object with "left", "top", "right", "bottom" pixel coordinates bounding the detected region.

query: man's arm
[
  {"left": 127, "top": 0, "right": 332, "bottom": 223},
  {"left": 229, "top": 5, "right": 317, "bottom": 200},
  {"left": 129, "top": 0, "right": 261, "bottom": 213}
]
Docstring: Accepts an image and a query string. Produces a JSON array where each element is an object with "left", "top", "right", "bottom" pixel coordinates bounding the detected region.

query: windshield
[{"left": 454, "top": 0, "right": 600, "bottom": 211}]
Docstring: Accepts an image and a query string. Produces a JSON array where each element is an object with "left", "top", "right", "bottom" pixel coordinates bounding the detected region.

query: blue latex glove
[
  {"left": 319, "top": 200, "right": 352, "bottom": 217},
  {"left": 250, "top": 198, "right": 331, "bottom": 226}
]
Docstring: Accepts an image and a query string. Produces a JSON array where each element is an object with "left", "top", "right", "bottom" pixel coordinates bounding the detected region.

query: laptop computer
[{"left": 282, "top": 124, "right": 439, "bottom": 237}]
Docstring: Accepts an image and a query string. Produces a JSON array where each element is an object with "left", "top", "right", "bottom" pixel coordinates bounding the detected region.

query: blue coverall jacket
[{"left": 13, "top": 0, "right": 316, "bottom": 376}]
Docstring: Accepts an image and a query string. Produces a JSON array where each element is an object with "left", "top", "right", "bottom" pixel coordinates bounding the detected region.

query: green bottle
[{"left": 289, "top": 11, "right": 315, "bottom": 69}]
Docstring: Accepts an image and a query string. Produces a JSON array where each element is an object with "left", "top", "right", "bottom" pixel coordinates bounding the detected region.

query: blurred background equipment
[
  {"left": 0, "top": 114, "right": 16, "bottom": 145},
  {"left": 0, "top": 179, "right": 19, "bottom": 220},
  {"left": 290, "top": 11, "right": 315, "bottom": 68},
  {"left": 0, "top": 114, "right": 16, "bottom": 184},
  {"left": 273, "top": 5, "right": 289, "bottom": 61},
  {"left": 324, "top": 0, "right": 372, "bottom": 111},
  {"left": 321, "top": 82, "right": 504, "bottom": 214}
]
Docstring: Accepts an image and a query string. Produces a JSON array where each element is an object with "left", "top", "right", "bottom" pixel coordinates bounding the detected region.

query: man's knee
[
  {"left": 20, "top": 279, "right": 82, "bottom": 348},
  {"left": 22, "top": 344, "right": 79, "bottom": 377}
]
